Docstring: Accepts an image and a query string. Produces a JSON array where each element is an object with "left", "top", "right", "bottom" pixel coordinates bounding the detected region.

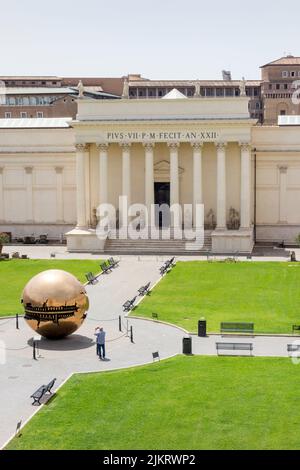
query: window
[
  {"left": 284, "top": 84, "right": 288, "bottom": 90},
  {"left": 282, "top": 71, "right": 289, "bottom": 78},
  {"left": 280, "top": 110, "right": 286, "bottom": 115},
  {"left": 298, "top": 71, "right": 300, "bottom": 77},
  {"left": 5, "top": 112, "right": 11, "bottom": 118},
  {"left": 37, "top": 111, "right": 43, "bottom": 118},
  {"left": 268, "top": 84, "right": 272, "bottom": 90},
  {"left": 225, "top": 88, "right": 233, "bottom": 97},
  {"left": 291, "top": 71, "right": 296, "bottom": 77},
  {"left": 276, "top": 84, "right": 280, "bottom": 90},
  {"left": 20, "top": 112, "right": 27, "bottom": 118},
  {"left": 216, "top": 88, "right": 224, "bottom": 96}
]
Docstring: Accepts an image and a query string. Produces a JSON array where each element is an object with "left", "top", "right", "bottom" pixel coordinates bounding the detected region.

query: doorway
[{"left": 154, "top": 182, "right": 170, "bottom": 227}]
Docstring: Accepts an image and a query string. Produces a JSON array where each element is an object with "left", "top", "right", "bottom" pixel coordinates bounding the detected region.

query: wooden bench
[
  {"left": 31, "top": 385, "right": 47, "bottom": 405},
  {"left": 287, "top": 344, "right": 300, "bottom": 355},
  {"left": 30, "top": 378, "right": 56, "bottom": 406},
  {"left": 292, "top": 325, "right": 300, "bottom": 334},
  {"left": 85, "top": 272, "right": 97, "bottom": 284},
  {"left": 220, "top": 322, "right": 254, "bottom": 335},
  {"left": 100, "top": 262, "right": 112, "bottom": 274},
  {"left": 216, "top": 342, "right": 253, "bottom": 356},
  {"left": 122, "top": 296, "right": 137, "bottom": 312},
  {"left": 108, "top": 257, "right": 119, "bottom": 268},
  {"left": 138, "top": 282, "right": 151, "bottom": 296}
]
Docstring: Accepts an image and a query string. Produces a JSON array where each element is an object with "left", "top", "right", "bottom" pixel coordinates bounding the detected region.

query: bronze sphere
[{"left": 22, "top": 269, "right": 89, "bottom": 339}]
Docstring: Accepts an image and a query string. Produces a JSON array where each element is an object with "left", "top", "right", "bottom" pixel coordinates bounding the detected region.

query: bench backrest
[
  {"left": 216, "top": 342, "right": 253, "bottom": 350},
  {"left": 221, "top": 322, "right": 254, "bottom": 333},
  {"left": 287, "top": 344, "right": 300, "bottom": 351},
  {"left": 46, "top": 378, "right": 56, "bottom": 393}
]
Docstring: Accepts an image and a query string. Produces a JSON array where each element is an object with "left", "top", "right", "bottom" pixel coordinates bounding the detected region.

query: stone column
[
  {"left": 24, "top": 166, "right": 34, "bottom": 222},
  {"left": 120, "top": 143, "right": 131, "bottom": 227},
  {"left": 75, "top": 144, "right": 88, "bottom": 229},
  {"left": 278, "top": 165, "right": 288, "bottom": 223},
  {"left": 215, "top": 143, "right": 227, "bottom": 230},
  {"left": 240, "top": 143, "right": 252, "bottom": 229},
  {"left": 97, "top": 143, "right": 109, "bottom": 206},
  {"left": 191, "top": 142, "right": 203, "bottom": 226},
  {"left": 144, "top": 142, "right": 155, "bottom": 214},
  {"left": 168, "top": 142, "right": 180, "bottom": 206},
  {"left": 55, "top": 166, "right": 64, "bottom": 223}
]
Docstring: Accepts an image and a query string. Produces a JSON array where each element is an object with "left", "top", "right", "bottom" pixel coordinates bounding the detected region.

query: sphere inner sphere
[{"left": 22, "top": 269, "right": 89, "bottom": 339}]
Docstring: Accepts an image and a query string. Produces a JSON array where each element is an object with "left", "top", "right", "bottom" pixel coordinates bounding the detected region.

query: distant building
[
  {"left": 0, "top": 56, "right": 300, "bottom": 124},
  {"left": 261, "top": 56, "right": 300, "bottom": 124}
]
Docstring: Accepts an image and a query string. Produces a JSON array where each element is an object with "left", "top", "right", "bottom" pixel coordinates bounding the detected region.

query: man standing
[{"left": 94, "top": 327, "right": 106, "bottom": 360}]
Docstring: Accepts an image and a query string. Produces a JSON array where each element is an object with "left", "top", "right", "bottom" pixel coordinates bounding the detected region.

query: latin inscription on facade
[{"left": 106, "top": 131, "right": 219, "bottom": 142}]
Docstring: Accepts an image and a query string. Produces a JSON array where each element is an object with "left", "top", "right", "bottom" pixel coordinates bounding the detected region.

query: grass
[
  {"left": 133, "top": 261, "right": 300, "bottom": 334},
  {"left": 0, "top": 259, "right": 102, "bottom": 317},
  {"left": 6, "top": 355, "right": 300, "bottom": 450}
]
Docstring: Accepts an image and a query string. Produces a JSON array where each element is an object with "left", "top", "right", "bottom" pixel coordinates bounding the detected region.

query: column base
[
  {"left": 66, "top": 227, "right": 107, "bottom": 252},
  {"left": 212, "top": 227, "right": 254, "bottom": 254}
]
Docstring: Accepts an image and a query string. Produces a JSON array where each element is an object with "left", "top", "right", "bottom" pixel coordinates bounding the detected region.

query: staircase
[{"left": 104, "top": 230, "right": 212, "bottom": 255}]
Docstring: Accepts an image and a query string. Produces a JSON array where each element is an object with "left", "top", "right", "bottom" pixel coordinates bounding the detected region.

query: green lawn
[
  {"left": 0, "top": 259, "right": 102, "bottom": 317},
  {"left": 6, "top": 356, "right": 300, "bottom": 450},
  {"left": 133, "top": 261, "right": 300, "bottom": 334}
]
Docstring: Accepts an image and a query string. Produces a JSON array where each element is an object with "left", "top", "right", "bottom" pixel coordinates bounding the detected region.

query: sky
[{"left": 0, "top": 0, "right": 299, "bottom": 80}]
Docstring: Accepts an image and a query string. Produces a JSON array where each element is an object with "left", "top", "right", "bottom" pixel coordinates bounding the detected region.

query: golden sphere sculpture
[{"left": 22, "top": 269, "right": 89, "bottom": 339}]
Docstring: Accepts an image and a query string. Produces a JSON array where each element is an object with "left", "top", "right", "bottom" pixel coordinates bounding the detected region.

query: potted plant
[{"left": 0, "top": 232, "right": 9, "bottom": 255}]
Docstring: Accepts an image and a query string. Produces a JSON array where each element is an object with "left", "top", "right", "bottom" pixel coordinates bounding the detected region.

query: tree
[{"left": 0, "top": 233, "right": 9, "bottom": 254}]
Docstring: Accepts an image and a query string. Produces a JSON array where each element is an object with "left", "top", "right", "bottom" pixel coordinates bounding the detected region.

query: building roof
[
  {"left": 0, "top": 76, "right": 61, "bottom": 80},
  {"left": 261, "top": 56, "right": 300, "bottom": 68},
  {"left": 62, "top": 77, "right": 124, "bottom": 96},
  {"left": 0, "top": 118, "right": 72, "bottom": 128}
]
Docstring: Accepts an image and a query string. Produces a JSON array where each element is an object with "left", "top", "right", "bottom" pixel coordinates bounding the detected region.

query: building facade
[{"left": 0, "top": 88, "right": 300, "bottom": 253}]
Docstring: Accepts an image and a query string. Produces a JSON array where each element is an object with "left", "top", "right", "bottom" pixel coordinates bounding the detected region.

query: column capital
[
  {"left": 24, "top": 166, "right": 33, "bottom": 174},
  {"left": 168, "top": 142, "right": 180, "bottom": 150},
  {"left": 278, "top": 165, "right": 288, "bottom": 174},
  {"left": 215, "top": 142, "right": 227, "bottom": 151},
  {"left": 191, "top": 142, "right": 203, "bottom": 150},
  {"left": 119, "top": 142, "right": 131, "bottom": 150},
  {"left": 143, "top": 142, "right": 155, "bottom": 151},
  {"left": 239, "top": 142, "right": 251, "bottom": 151},
  {"left": 55, "top": 166, "right": 63, "bottom": 174},
  {"left": 75, "top": 143, "right": 89, "bottom": 152},
  {"left": 96, "top": 143, "right": 109, "bottom": 151}
]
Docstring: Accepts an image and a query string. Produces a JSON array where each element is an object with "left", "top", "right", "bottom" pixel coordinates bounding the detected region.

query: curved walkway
[{"left": 1, "top": 256, "right": 300, "bottom": 448}]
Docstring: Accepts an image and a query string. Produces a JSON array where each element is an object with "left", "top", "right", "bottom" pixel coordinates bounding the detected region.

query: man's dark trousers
[{"left": 97, "top": 344, "right": 105, "bottom": 358}]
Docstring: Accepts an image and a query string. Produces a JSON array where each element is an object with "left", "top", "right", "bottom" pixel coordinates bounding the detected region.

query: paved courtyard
[{"left": 1, "top": 253, "right": 300, "bottom": 448}]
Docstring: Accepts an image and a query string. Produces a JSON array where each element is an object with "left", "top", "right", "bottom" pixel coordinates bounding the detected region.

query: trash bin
[
  {"left": 182, "top": 336, "right": 192, "bottom": 355},
  {"left": 198, "top": 319, "right": 207, "bottom": 337}
]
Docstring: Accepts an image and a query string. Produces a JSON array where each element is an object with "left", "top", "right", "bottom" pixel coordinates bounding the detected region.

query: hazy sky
[{"left": 0, "top": 0, "right": 299, "bottom": 80}]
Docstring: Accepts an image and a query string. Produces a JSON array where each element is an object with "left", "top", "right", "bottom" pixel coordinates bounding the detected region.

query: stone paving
[{"left": 1, "top": 251, "right": 300, "bottom": 448}]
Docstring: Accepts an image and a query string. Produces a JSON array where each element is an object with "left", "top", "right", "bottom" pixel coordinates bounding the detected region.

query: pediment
[{"left": 154, "top": 160, "right": 184, "bottom": 176}]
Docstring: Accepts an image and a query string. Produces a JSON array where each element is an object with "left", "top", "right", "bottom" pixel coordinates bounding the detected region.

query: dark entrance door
[{"left": 154, "top": 182, "right": 170, "bottom": 227}]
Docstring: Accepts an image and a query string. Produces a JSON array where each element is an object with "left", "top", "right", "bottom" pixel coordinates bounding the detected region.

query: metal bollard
[
  {"left": 130, "top": 326, "right": 134, "bottom": 343},
  {"left": 16, "top": 314, "right": 19, "bottom": 330},
  {"left": 33, "top": 340, "right": 37, "bottom": 360},
  {"left": 119, "top": 315, "right": 122, "bottom": 332}
]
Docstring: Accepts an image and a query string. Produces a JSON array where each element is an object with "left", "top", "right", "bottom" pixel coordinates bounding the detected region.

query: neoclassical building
[{"left": 0, "top": 89, "right": 300, "bottom": 254}]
